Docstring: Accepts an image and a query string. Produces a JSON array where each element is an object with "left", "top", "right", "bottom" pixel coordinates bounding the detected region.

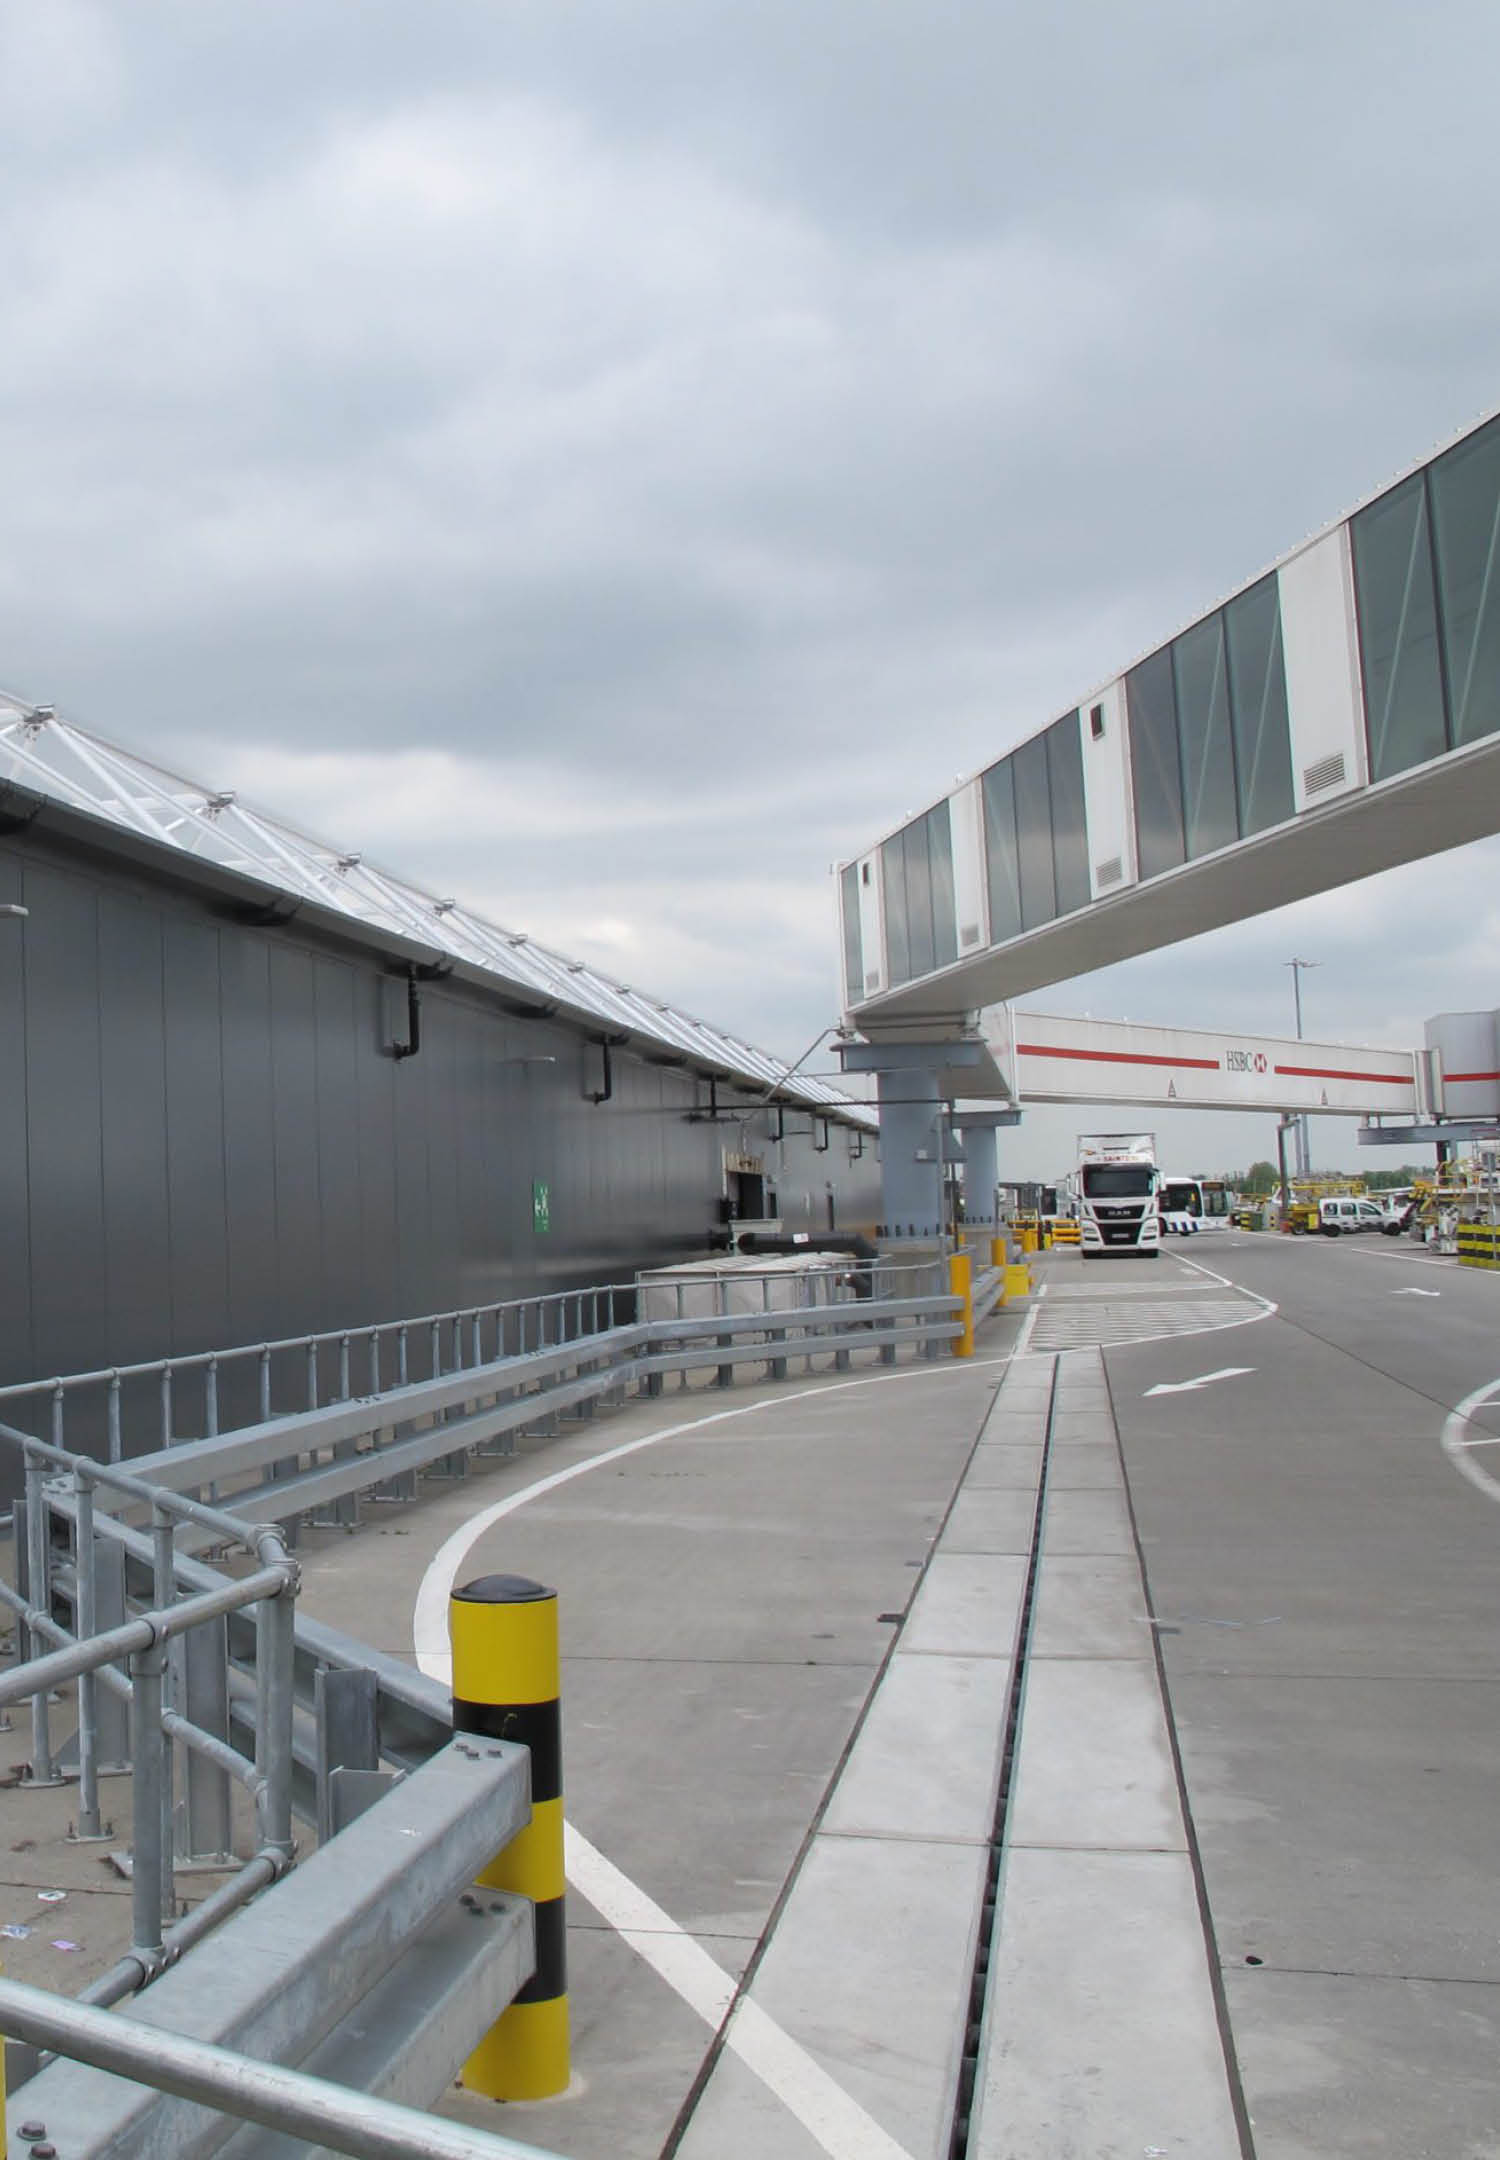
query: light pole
[{"left": 1286, "top": 958, "right": 1319, "bottom": 1178}]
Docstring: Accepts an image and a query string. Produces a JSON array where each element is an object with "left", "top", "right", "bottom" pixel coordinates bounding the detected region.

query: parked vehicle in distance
[
  {"left": 1077, "top": 1133, "right": 1160, "bottom": 1259},
  {"left": 1316, "top": 1195, "right": 1388, "bottom": 1236}
]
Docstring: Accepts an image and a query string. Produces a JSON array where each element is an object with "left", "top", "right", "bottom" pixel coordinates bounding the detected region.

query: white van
[{"left": 1318, "top": 1196, "right": 1387, "bottom": 1236}]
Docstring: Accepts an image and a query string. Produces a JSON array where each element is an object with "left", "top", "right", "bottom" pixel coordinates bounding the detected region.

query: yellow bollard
[
  {"left": 451, "top": 1574, "right": 569, "bottom": 2100},
  {"left": 1005, "top": 1261, "right": 1031, "bottom": 1300},
  {"left": 948, "top": 1251, "right": 974, "bottom": 1357},
  {"left": 990, "top": 1236, "right": 1006, "bottom": 1270}
]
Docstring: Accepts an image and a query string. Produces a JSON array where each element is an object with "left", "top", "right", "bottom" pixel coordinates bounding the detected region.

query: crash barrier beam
[
  {"left": 1456, "top": 1223, "right": 1500, "bottom": 1268},
  {"left": 6, "top": 1280, "right": 960, "bottom": 1848},
  {"left": 4, "top": 1739, "right": 535, "bottom": 2157},
  {"left": 452, "top": 1577, "right": 568, "bottom": 2100},
  {"left": 53, "top": 1295, "right": 961, "bottom": 1556},
  {"left": 972, "top": 1267, "right": 1006, "bottom": 1324}
]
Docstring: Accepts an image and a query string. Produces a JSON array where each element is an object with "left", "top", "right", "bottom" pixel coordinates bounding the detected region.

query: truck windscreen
[{"left": 1083, "top": 1165, "right": 1155, "bottom": 1199}]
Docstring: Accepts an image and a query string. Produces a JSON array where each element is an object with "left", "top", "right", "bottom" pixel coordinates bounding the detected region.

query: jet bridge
[
  {"left": 838, "top": 405, "right": 1500, "bottom": 1036},
  {"left": 836, "top": 404, "right": 1500, "bottom": 1234}
]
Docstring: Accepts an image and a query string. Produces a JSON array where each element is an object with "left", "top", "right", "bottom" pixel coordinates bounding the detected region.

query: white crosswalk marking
[{"left": 1027, "top": 1297, "right": 1253, "bottom": 1349}]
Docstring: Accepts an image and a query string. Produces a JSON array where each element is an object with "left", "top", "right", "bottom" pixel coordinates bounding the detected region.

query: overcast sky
[{"left": 3, "top": 1, "right": 1498, "bottom": 1178}]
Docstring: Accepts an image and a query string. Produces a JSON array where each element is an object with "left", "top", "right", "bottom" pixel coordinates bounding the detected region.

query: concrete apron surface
[
  {"left": 294, "top": 1343, "right": 1015, "bottom": 2159},
  {"left": 292, "top": 1312, "right": 1241, "bottom": 2160}
]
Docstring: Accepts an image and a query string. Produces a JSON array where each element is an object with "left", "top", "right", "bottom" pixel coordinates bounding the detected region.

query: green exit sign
[{"left": 532, "top": 1180, "right": 551, "bottom": 1234}]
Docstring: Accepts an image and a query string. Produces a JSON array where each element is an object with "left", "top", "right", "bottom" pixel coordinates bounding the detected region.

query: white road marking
[
  {"left": 1391, "top": 1287, "right": 1442, "bottom": 1297},
  {"left": 1144, "top": 1366, "right": 1254, "bottom": 1397},
  {"left": 1347, "top": 1244, "right": 1454, "bottom": 1271},
  {"left": 563, "top": 1828, "right": 915, "bottom": 2160},
  {"left": 1441, "top": 1375, "right": 1500, "bottom": 1501},
  {"left": 413, "top": 1356, "right": 1015, "bottom": 2160},
  {"left": 1014, "top": 1296, "right": 1043, "bottom": 1357},
  {"left": 1169, "top": 1249, "right": 1276, "bottom": 1308},
  {"left": 412, "top": 1356, "right": 1010, "bottom": 1670}
]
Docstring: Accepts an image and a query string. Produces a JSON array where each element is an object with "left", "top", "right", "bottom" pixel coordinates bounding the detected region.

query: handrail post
[
  {"left": 107, "top": 1371, "right": 123, "bottom": 1464},
  {"left": 73, "top": 1467, "right": 103, "bottom": 1839},
  {"left": 25, "top": 1447, "right": 56, "bottom": 1785},
  {"left": 153, "top": 1508, "right": 178, "bottom": 1921},
  {"left": 259, "top": 1580, "right": 297, "bottom": 1862},
  {"left": 715, "top": 1277, "right": 733, "bottom": 1389},
  {"left": 129, "top": 1640, "right": 167, "bottom": 1962}
]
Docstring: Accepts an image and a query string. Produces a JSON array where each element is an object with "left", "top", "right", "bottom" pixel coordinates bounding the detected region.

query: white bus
[{"left": 1158, "top": 1176, "right": 1233, "bottom": 1233}]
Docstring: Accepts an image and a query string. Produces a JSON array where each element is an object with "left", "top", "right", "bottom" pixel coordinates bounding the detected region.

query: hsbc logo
[{"left": 1224, "top": 1049, "right": 1269, "bottom": 1075}]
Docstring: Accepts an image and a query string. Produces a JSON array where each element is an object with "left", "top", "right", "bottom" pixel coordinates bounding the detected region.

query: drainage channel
[{"left": 946, "top": 1352, "right": 1060, "bottom": 2160}]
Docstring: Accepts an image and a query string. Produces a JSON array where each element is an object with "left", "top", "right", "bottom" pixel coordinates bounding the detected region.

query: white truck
[{"left": 1077, "top": 1132, "right": 1161, "bottom": 1259}]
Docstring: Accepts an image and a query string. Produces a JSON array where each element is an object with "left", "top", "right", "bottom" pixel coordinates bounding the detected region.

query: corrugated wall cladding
[{"left": 0, "top": 833, "right": 881, "bottom": 1399}]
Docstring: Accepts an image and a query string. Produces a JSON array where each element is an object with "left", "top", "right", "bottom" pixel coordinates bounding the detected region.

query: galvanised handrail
[
  {"left": 0, "top": 1279, "right": 643, "bottom": 1468},
  {"left": 0, "top": 1255, "right": 975, "bottom": 2151},
  {"left": 0, "top": 1429, "right": 299, "bottom": 1995},
  {"left": 0, "top": 1962, "right": 560, "bottom": 2160},
  {"left": 0, "top": 1256, "right": 951, "bottom": 1479}
]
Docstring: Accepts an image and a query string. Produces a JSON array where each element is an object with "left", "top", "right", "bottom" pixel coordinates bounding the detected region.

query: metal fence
[{"left": 0, "top": 1256, "right": 976, "bottom": 2156}]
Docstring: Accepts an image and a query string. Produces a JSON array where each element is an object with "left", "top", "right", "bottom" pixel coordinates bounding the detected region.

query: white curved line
[
  {"left": 1025, "top": 1250, "right": 1277, "bottom": 1355},
  {"left": 1441, "top": 1374, "right": 1500, "bottom": 1502},
  {"left": 413, "top": 1354, "right": 1014, "bottom": 2160},
  {"left": 412, "top": 1355, "right": 1011, "bottom": 1671},
  {"left": 1170, "top": 1248, "right": 1278, "bottom": 1312}
]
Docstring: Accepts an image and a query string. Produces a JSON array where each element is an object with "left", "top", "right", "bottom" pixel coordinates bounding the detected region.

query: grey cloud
[{"left": 1, "top": 2, "right": 1498, "bottom": 1077}]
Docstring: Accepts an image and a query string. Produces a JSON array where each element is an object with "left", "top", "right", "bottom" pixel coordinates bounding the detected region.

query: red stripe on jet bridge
[
  {"left": 1272, "top": 1063, "right": 1413, "bottom": 1086},
  {"left": 1445, "top": 1069, "right": 1500, "bottom": 1082},
  {"left": 1017, "top": 1041, "right": 1220, "bottom": 1072}
]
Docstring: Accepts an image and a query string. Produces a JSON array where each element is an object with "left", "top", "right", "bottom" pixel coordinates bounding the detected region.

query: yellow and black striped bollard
[{"left": 451, "top": 1573, "right": 569, "bottom": 2099}]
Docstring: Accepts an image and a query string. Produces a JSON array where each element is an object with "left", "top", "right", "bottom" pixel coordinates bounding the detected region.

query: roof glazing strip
[{"left": 0, "top": 698, "right": 867, "bottom": 1121}]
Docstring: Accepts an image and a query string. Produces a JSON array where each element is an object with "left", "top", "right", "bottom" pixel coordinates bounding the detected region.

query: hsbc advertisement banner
[{"left": 988, "top": 1008, "right": 1419, "bottom": 1116}]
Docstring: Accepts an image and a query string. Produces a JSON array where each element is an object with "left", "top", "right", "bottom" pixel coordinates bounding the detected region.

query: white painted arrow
[
  {"left": 1391, "top": 1287, "right": 1441, "bottom": 1297},
  {"left": 1144, "top": 1366, "right": 1254, "bottom": 1397}
]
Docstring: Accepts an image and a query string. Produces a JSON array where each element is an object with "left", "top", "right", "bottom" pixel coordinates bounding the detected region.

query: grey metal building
[{"left": 0, "top": 704, "right": 879, "bottom": 1427}]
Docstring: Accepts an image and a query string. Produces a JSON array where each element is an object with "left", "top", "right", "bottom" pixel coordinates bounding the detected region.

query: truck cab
[{"left": 1077, "top": 1134, "right": 1161, "bottom": 1259}]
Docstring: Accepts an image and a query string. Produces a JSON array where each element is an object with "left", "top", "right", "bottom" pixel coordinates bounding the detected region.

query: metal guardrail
[
  {"left": 0, "top": 1446, "right": 551, "bottom": 2153},
  {"left": 0, "top": 1441, "right": 298, "bottom": 1997},
  {"left": 0, "top": 1281, "right": 641, "bottom": 1477},
  {"left": 5, "top": 1261, "right": 959, "bottom": 1544},
  {"left": 0, "top": 1979, "right": 563, "bottom": 2160},
  {"left": 0, "top": 1257, "right": 976, "bottom": 2155}
]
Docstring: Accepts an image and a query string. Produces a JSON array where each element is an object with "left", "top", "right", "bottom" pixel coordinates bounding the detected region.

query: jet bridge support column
[
  {"left": 952, "top": 1109, "right": 1021, "bottom": 1229},
  {"left": 840, "top": 1039, "right": 989, "bottom": 1240}
]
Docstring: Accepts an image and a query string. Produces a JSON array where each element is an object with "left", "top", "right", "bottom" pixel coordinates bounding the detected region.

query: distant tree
[
  {"left": 1241, "top": 1160, "right": 1279, "bottom": 1195},
  {"left": 1364, "top": 1165, "right": 1421, "bottom": 1191}
]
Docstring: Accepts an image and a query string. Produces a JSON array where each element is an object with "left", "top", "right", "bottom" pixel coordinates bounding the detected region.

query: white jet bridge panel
[
  {"left": 1280, "top": 525, "right": 1366, "bottom": 811},
  {"left": 1000, "top": 1009, "right": 1420, "bottom": 1117}
]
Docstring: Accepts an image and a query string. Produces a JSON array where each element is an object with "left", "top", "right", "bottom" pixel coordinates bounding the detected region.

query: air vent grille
[
  {"left": 1094, "top": 855, "right": 1123, "bottom": 889},
  {"left": 1303, "top": 752, "right": 1347, "bottom": 796},
  {"left": 960, "top": 922, "right": 981, "bottom": 947}
]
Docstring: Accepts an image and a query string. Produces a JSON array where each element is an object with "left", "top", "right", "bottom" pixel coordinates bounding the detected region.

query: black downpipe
[
  {"left": 392, "top": 968, "right": 421, "bottom": 1060},
  {"left": 586, "top": 1038, "right": 614, "bottom": 1106}
]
